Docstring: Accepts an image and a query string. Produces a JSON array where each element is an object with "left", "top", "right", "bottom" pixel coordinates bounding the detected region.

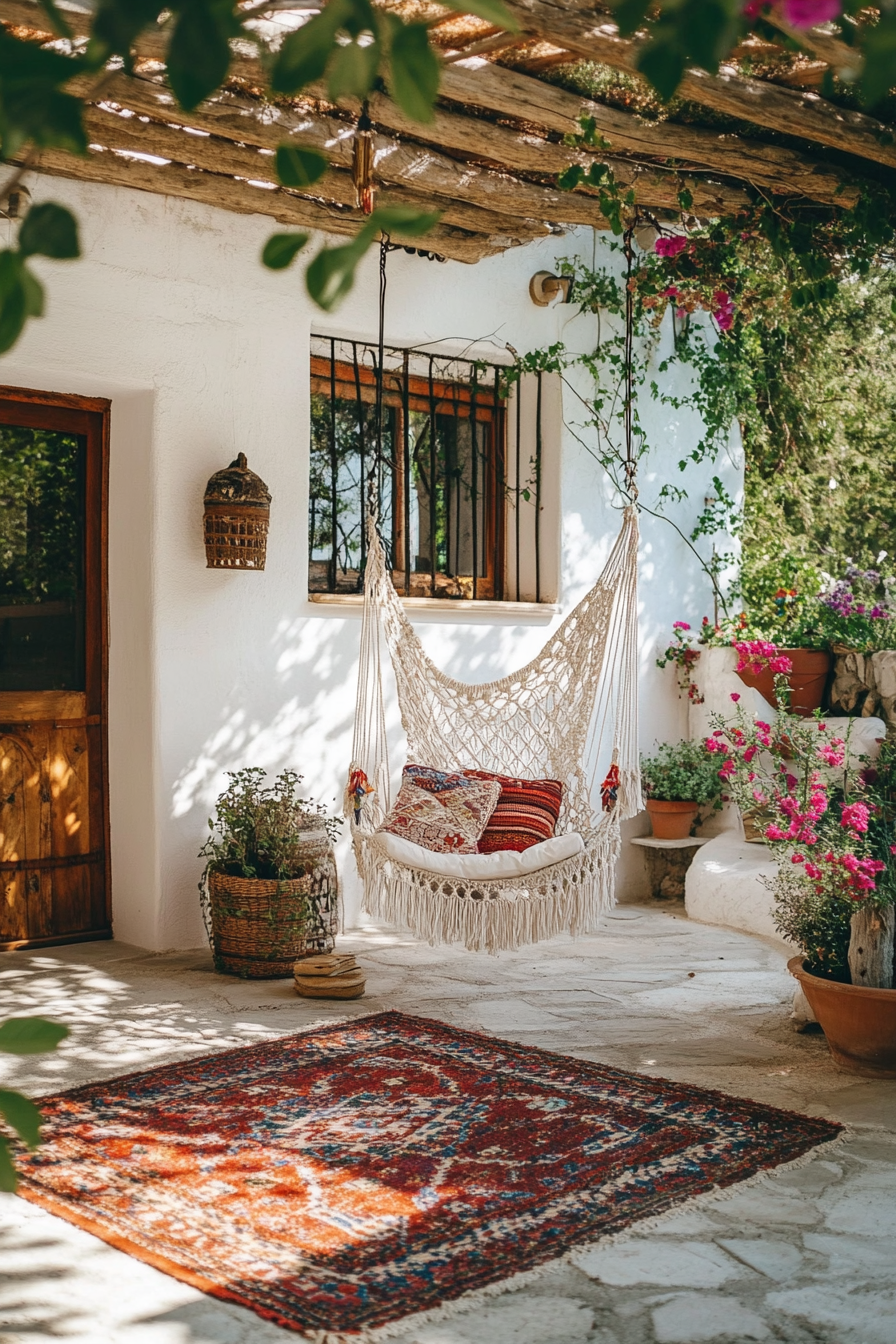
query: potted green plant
[
  {"left": 640, "top": 740, "right": 724, "bottom": 840},
  {"left": 199, "top": 768, "right": 341, "bottom": 979},
  {"left": 709, "top": 700, "right": 896, "bottom": 1077}
]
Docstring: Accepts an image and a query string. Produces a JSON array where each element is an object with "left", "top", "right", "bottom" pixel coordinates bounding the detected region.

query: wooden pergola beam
[
  {"left": 88, "top": 66, "right": 747, "bottom": 223},
  {"left": 79, "top": 101, "right": 547, "bottom": 247},
  {"left": 437, "top": 63, "right": 860, "bottom": 208},
  {"left": 19, "top": 142, "right": 503, "bottom": 265},
  {"left": 497, "top": 0, "right": 896, "bottom": 173},
  {"left": 0, "top": 0, "right": 872, "bottom": 235},
  {"left": 76, "top": 74, "right": 624, "bottom": 231}
]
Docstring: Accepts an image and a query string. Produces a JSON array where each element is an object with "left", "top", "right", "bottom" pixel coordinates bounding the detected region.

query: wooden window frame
[{"left": 310, "top": 355, "right": 506, "bottom": 601}]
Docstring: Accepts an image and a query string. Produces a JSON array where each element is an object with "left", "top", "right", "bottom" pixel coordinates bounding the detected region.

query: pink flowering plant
[
  {"left": 708, "top": 698, "right": 896, "bottom": 982},
  {"left": 655, "top": 621, "right": 704, "bottom": 704}
]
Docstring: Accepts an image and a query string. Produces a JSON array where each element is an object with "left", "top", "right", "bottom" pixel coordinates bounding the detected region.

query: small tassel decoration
[{"left": 352, "top": 107, "right": 375, "bottom": 215}]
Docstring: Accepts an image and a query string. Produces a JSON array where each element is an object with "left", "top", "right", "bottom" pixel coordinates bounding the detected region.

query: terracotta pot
[
  {"left": 736, "top": 648, "right": 831, "bottom": 717},
  {"left": 788, "top": 955, "right": 896, "bottom": 1078},
  {"left": 645, "top": 798, "right": 698, "bottom": 841}
]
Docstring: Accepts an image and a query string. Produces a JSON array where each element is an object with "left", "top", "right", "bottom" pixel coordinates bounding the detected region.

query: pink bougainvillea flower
[
  {"left": 818, "top": 739, "right": 845, "bottom": 768},
  {"left": 782, "top": 0, "right": 841, "bottom": 28},
  {"left": 655, "top": 235, "right": 687, "bottom": 258},
  {"left": 730, "top": 692, "right": 741, "bottom": 702},
  {"left": 804, "top": 862, "right": 822, "bottom": 880},
  {"left": 890, "top": 844, "right": 896, "bottom": 855},
  {"left": 791, "top": 853, "right": 805, "bottom": 864},
  {"left": 718, "top": 759, "right": 737, "bottom": 780},
  {"left": 764, "top": 824, "right": 787, "bottom": 841},
  {"left": 672, "top": 620, "right": 690, "bottom": 629},
  {"left": 841, "top": 801, "right": 870, "bottom": 833}
]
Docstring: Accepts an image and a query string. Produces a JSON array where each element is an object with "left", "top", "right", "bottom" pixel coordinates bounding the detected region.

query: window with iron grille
[{"left": 309, "top": 336, "right": 525, "bottom": 600}]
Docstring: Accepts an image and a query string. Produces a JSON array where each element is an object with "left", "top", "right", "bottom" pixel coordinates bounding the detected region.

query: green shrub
[{"left": 641, "top": 740, "right": 724, "bottom": 807}]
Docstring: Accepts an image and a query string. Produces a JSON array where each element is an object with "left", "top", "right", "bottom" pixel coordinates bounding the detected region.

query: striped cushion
[{"left": 464, "top": 770, "right": 564, "bottom": 853}]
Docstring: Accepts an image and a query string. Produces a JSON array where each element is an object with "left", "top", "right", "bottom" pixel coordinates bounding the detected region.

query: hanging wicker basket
[
  {"left": 203, "top": 452, "right": 271, "bottom": 570},
  {"left": 205, "top": 826, "right": 338, "bottom": 978}
]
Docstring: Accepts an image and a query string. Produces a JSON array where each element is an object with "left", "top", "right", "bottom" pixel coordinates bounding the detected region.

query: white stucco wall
[{"left": 1, "top": 174, "right": 742, "bottom": 950}]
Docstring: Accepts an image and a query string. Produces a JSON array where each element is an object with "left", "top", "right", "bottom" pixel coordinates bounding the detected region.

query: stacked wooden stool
[{"left": 293, "top": 953, "right": 365, "bottom": 999}]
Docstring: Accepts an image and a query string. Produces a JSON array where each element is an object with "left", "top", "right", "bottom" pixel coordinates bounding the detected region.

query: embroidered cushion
[
  {"left": 401, "top": 763, "right": 471, "bottom": 795},
  {"left": 378, "top": 777, "right": 501, "bottom": 854},
  {"left": 464, "top": 770, "right": 564, "bottom": 853}
]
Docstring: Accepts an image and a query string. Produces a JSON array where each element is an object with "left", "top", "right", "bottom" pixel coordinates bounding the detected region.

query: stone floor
[{"left": 1, "top": 904, "right": 894, "bottom": 1344}]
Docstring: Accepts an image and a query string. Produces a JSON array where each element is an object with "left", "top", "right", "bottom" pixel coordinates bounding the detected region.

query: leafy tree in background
[
  {"left": 737, "top": 265, "right": 896, "bottom": 582},
  {"left": 3, "top": 2, "right": 896, "bottom": 354}
]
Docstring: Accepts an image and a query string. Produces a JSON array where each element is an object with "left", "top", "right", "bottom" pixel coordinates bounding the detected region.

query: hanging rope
[{"left": 622, "top": 222, "right": 639, "bottom": 503}]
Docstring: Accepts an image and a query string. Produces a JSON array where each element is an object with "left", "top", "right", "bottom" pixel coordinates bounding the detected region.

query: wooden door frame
[{"left": 0, "top": 384, "right": 111, "bottom": 947}]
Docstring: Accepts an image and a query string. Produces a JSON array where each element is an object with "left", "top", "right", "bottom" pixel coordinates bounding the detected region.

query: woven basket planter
[{"left": 206, "top": 827, "right": 338, "bottom": 978}]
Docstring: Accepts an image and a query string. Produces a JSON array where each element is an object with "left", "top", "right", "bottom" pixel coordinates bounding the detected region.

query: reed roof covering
[{"left": 3, "top": 1, "right": 894, "bottom": 263}]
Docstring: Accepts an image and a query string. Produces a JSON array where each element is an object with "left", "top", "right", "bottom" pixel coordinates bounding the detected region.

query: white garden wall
[{"left": 1, "top": 174, "right": 742, "bottom": 950}]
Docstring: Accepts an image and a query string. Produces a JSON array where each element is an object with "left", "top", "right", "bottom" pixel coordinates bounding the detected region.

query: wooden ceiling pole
[
  {"left": 496, "top": 0, "right": 896, "bottom": 172},
  {"left": 15, "top": 143, "right": 504, "bottom": 263},
  {"left": 436, "top": 63, "right": 860, "bottom": 209},
  {"left": 76, "top": 76, "right": 620, "bottom": 230},
  {"left": 88, "top": 65, "right": 749, "bottom": 218},
  {"left": 78, "top": 105, "right": 546, "bottom": 246}
]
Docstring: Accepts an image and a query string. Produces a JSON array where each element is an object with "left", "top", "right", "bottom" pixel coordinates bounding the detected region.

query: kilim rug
[{"left": 16, "top": 1010, "right": 841, "bottom": 1340}]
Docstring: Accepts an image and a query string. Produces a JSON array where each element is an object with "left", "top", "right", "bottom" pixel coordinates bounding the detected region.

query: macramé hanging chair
[
  {"left": 346, "top": 500, "right": 641, "bottom": 953},
  {"left": 344, "top": 233, "right": 641, "bottom": 954}
]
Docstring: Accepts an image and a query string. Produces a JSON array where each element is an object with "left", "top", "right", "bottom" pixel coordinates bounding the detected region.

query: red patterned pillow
[
  {"left": 378, "top": 778, "right": 501, "bottom": 854},
  {"left": 464, "top": 770, "right": 564, "bottom": 853}
]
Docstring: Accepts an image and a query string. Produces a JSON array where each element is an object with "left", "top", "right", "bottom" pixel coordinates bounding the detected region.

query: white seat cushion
[{"left": 374, "top": 830, "right": 585, "bottom": 879}]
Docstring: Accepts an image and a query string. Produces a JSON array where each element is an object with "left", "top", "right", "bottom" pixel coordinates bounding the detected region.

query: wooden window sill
[{"left": 308, "top": 594, "right": 560, "bottom": 620}]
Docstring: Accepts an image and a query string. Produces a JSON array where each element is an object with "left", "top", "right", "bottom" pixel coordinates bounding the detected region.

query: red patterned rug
[{"left": 17, "top": 1010, "right": 840, "bottom": 1339}]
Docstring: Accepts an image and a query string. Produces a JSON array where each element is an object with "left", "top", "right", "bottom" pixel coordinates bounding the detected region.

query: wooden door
[{"left": 0, "top": 388, "right": 110, "bottom": 949}]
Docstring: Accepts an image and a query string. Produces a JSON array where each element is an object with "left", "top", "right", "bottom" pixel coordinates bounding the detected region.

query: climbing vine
[{"left": 543, "top": 130, "right": 896, "bottom": 614}]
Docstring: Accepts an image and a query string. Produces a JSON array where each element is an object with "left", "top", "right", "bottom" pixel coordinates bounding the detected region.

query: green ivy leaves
[
  {"left": 275, "top": 145, "right": 328, "bottom": 191},
  {"left": 261, "top": 233, "right": 310, "bottom": 271},
  {"left": 0, "top": 1016, "right": 69, "bottom": 1193},
  {"left": 0, "top": 202, "right": 80, "bottom": 354},
  {"left": 262, "top": 205, "right": 441, "bottom": 308},
  {"left": 270, "top": 0, "right": 517, "bottom": 123},
  {"left": 19, "top": 201, "right": 80, "bottom": 260},
  {"left": 557, "top": 119, "right": 634, "bottom": 236},
  {"left": 0, "top": 31, "right": 87, "bottom": 159},
  {"left": 306, "top": 206, "right": 442, "bottom": 310},
  {"left": 0, "top": 1017, "right": 69, "bottom": 1054}
]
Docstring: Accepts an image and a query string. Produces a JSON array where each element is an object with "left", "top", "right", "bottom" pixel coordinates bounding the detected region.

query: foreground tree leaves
[
  {"left": 0, "top": 1016, "right": 69, "bottom": 1193},
  {"left": 305, "top": 207, "right": 442, "bottom": 310},
  {"left": 0, "top": 202, "right": 80, "bottom": 353},
  {"left": 262, "top": 206, "right": 442, "bottom": 310},
  {"left": 261, "top": 232, "right": 310, "bottom": 270},
  {"left": 3, "top": 0, "right": 896, "bottom": 349}
]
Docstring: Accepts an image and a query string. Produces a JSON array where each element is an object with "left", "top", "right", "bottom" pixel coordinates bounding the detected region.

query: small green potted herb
[
  {"left": 640, "top": 740, "right": 724, "bottom": 840},
  {"left": 199, "top": 768, "right": 341, "bottom": 978}
]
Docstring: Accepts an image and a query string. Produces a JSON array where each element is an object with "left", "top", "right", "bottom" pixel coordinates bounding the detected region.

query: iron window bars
[{"left": 309, "top": 336, "right": 545, "bottom": 603}]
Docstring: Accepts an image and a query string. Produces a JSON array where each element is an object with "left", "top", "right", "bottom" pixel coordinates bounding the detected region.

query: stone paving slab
[{"left": 0, "top": 904, "right": 894, "bottom": 1344}]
